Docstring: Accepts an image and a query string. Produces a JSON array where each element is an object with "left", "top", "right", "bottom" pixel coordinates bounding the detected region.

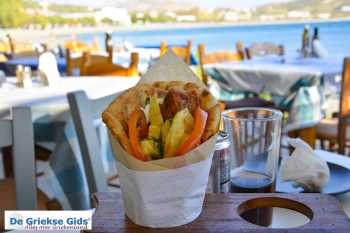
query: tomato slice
[
  {"left": 128, "top": 109, "right": 148, "bottom": 161},
  {"left": 175, "top": 108, "right": 208, "bottom": 156}
]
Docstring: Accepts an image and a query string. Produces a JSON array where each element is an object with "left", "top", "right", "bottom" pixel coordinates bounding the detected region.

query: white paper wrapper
[
  {"left": 109, "top": 51, "right": 218, "bottom": 228},
  {"left": 115, "top": 153, "right": 213, "bottom": 227}
]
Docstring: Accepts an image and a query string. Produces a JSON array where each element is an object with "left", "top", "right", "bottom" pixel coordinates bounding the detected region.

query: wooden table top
[{"left": 91, "top": 192, "right": 350, "bottom": 233}]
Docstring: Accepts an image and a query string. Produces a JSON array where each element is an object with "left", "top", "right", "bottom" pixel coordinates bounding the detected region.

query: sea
[{"left": 77, "top": 20, "right": 350, "bottom": 61}]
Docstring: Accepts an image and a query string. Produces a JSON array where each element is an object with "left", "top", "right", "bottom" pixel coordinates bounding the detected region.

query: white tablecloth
[
  {"left": 0, "top": 76, "right": 139, "bottom": 210},
  {"left": 0, "top": 77, "right": 139, "bottom": 117},
  {"left": 205, "top": 57, "right": 343, "bottom": 131},
  {"left": 204, "top": 57, "right": 342, "bottom": 96}
]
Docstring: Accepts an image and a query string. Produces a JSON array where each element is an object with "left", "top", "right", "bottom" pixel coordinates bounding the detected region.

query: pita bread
[{"left": 102, "top": 81, "right": 220, "bottom": 154}]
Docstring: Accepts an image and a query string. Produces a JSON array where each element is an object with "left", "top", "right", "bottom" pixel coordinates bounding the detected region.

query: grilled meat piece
[{"left": 161, "top": 88, "right": 200, "bottom": 120}]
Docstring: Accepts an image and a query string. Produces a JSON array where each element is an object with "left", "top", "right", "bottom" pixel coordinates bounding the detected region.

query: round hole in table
[{"left": 237, "top": 197, "right": 313, "bottom": 228}]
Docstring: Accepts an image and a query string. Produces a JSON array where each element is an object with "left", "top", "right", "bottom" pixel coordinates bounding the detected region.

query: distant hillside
[
  {"left": 48, "top": 4, "right": 92, "bottom": 13},
  {"left": 256, "top": 0, "right": 350, "bottom": 18},
  {"left": 26, "top": 0, "right": 350, "bottom": 16},
  {"left": 18, "top": 0, "right": 350, "bottom": 27},
  {"left": 102, "top": 0, "right": 350, "bottom": 13},
  {"left": 103, "top": 0, "right": 195, "bottom": 11}
]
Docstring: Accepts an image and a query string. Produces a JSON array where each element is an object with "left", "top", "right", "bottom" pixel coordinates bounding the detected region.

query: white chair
[
  {"left": 0, "top": 70, "right": 6, "bottom": 87},
  {"left": 67, "top": 91, "right": 121, "bottom": 202}
]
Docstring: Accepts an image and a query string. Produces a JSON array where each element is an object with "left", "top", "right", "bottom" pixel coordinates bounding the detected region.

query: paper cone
[{"left": 109, "top": 51, "right": 218, "bottom": 227}]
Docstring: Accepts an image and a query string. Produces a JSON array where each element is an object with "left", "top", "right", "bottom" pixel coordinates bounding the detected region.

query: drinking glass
[{"left": 223, "top": 108, "right": 282, "bottom": 226}]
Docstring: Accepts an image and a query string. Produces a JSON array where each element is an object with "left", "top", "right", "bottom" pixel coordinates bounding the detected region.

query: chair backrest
[
  {"left": 82, "top": 52, "right": 111, "bottom": 66},
  {"left": 64, "top": 39, "right": 91, "bottom": 53},
  {"left": 66, "top": 47, "right": 113, "bottom": 76},
  {"left": 0, "top": 107, "right": 36, "bottom": 210},
  {"left": 338, "top": 57, "right": 350, "bottom": 154},
  {"left": 67, "top": 91, "right": 121, "bottom": 197},
  {"left": 198, "top": 42, "right": 244, "bottom": 85},
  {"left": 81, "top": 52, "right": 139, "bottom": 77},
  {"left": 246, "top": 42, "right": 284, "bottom": 59},
  {"left": 160, "top": 40, "right": 192, "bottom": 64},
  {"left": 0, "top": 35, "right": 13, "bottom": 54},
  {"left": 65, "top": 48, "right": 85, "bottom": 76},
  {"left": 5, "top": 35, "right": 40, "bottom": 58}
]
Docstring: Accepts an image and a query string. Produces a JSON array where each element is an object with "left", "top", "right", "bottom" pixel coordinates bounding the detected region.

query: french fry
[
  {"left": 148, "top": 124, "right": 161, "bottom": 140},
  {"left": 164, "top": 108, "right": 192, "bottom": 157},
  {"left": 149, "top": 95, "right": 163, "bottom": 126},
  {"left": 183, "top": 111, "right": 194, "bottom": 133},
  {"left": 202, "top": 104, "right": 221, "bottom": 141},
  {"left": 161, "top": 119, "right": 171, "bottom": 144},
  {"left": 140, "top": 139, "right": 161, "bottom": 160}
]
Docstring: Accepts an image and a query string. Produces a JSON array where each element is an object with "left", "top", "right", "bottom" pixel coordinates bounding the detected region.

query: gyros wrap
[{"left": 101, "top": 52, "right": 220, "bottom": 228}]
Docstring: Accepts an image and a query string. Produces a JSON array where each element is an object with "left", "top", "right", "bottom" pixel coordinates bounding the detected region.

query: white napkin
[
  {"left": 280, "top": 138, "right": 330, "bottom": 192},
  {"left": 38, "top": 52, "right": 60, "bottom": 86}
]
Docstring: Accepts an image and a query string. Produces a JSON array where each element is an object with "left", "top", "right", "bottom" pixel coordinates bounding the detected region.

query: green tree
[
  {"left": 77, "top": 17, "right": 96, "bottom": 26},
  {"left": 101, "top": 17, "right": 114, "bottom": 25},
  {"left": 32, "top": 15, "right": 49, "bottom": 27},
  {"left": 0, "top": 0, "right": 24, "bottom": 28}
]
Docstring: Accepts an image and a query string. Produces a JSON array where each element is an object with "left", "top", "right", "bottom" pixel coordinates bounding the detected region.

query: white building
[
  {"left": 287, "top": 11, "right": 311, "bottom": 19},
  {"left": 136, "top": 12, "right": 145, "bottom": 19},
  {"left": 25, "top": 8, "right": 36, "bottom": 15},
  {"left": 318, "top": 13, "right": 330, "bottom": 19},
  {"left": 341, "top": 6, "right": 350, "bottom": 12},
  {"left": 241, "top": 8, "right": 252, "bottom": 13},
  {"left": 38, "top": 0, "right": 49, "bottom": 16},
  {"left": 60, "top": 12, "right": 95, "bottom": 19},
  {"left": 149, "top": 10, "right": 159, "bottom": 19},
  {"left": 224, "top": 11, "right": 239, "bottom": 22},
  {"left": 94, "top": 7, "right": 131, "bottom": 25},
  {"left": 176, "top": 15, "right": 196, "bottom": 22},
  {"left": 239, "top": 13, "right": 252, "bottom": 21},
  {"left": 164, "top": 11, "right": 176, "bottom": 19},
  {"left": 260, "top": 15, "right": 276, "bottom": 21}
]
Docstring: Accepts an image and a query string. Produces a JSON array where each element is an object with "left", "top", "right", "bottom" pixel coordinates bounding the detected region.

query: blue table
[{"left": 0, "top": 56, "right": 66, "bottom": 75}]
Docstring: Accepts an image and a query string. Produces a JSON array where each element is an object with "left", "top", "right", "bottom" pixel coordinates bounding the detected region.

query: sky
[{"left": 45, "top": 0, "right": 291, "bottom": 8}]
